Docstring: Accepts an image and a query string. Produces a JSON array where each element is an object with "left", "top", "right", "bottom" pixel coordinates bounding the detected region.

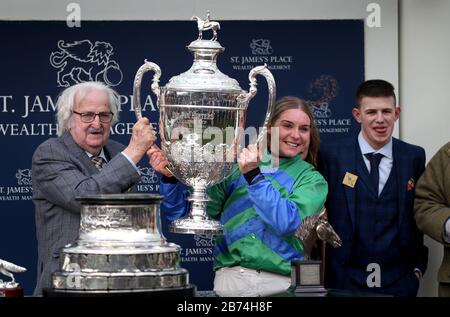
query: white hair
[{"left": 56, "top": 81, "right": 120, "bottom": 136}]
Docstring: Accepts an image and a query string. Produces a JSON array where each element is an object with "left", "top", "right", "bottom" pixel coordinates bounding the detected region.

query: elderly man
[{"left": 32, "top": 81, "right": 155, "bottom": 295}]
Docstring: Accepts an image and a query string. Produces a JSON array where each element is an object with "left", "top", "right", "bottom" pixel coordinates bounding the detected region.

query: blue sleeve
[
  {"left": 246, "top": 171, "right": 328, "bottom": 237},
  {"left": 160, "top": 179, "right": 190, "bottom": 222},
  {"left": 247, "top": 179, "right": 301, "bottom": 236}
]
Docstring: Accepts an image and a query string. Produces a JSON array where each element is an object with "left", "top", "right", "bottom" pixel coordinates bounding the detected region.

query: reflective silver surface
[
  {"left": 51, "top": 194, "right": 189, "bottom": 292},
  {"left": 294, "top": 209, "right": 342, "bottom": 260},
  {"left": 133, "top": 12, "right": 276, "bottom": 235},
  {"left": 0, "top": 259, "right": 26, "bottom": 288}
]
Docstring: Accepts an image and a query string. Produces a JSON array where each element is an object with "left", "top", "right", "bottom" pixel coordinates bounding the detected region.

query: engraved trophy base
[
  {"left": 291, "top": 259, "right": 327, "bottom": 297},
  {"left": 0, "top": 285, "right": 23, "bottom": 297},
  {"left": 52, "top": 266, "right": 190, "bottom": 291},
  {"left": 50, "top": 242, "right": 191, "bottom": 293},
  {"left": 169, "top": 217, "right": 223, "bottom": 235},
  {"left": 43, "top": 284, "right": 196, "bottom": 297}
]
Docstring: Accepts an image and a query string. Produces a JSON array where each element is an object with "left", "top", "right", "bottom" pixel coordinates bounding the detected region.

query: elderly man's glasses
[{"left": 72, "top": 111, "right": 114, "bottom": 123}]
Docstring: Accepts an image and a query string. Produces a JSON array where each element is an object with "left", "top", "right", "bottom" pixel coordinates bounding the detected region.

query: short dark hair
[{"left": 356, "top": 79, "right": 397, "bottom": 107}]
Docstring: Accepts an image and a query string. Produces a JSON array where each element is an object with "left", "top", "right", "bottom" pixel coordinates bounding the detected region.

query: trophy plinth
[
  {"left": 0, "top": 259, "right": 27, "bottom": 297},
  {"left": 133, "top": 11, "right": 276, "bottom": 235},
  {"left": 291, "top": 259, "right": 327, "bottom": 296},
  {"left": 292, "top": 210, "right": 343, "bottom": 297},
  {"left": 0, "top": 283, "right": 23, "bottom": 298}
]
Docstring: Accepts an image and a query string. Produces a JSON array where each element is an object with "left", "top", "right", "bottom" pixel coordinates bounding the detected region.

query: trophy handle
[
  {"left": 132, "top": 60, "right": 174, "bottom": 177},
  {"left": 133, "top": 59, "right": 161, "bottom": 120},
  {"left": 239, "top": 64, "right": 276, "bottom": 145}
]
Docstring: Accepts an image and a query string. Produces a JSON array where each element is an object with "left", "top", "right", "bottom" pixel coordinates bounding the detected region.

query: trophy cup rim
[{"left": 75, "top": 193, "right": 164, "bottom": 204}]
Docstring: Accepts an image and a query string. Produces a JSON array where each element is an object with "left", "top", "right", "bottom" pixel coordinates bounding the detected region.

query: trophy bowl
[
  {"left": 133, "top": 12, "right": 276, "bottom": 235},
  {"left": 158, "top": 88, "right": 243, "bottom": 235}
]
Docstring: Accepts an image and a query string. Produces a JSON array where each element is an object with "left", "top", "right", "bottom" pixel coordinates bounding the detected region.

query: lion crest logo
[
  {"left": 49, "top": 39, "right": 123, "bottom": 87},
  {"left": 15, "top": 169, "right": 32, "bottom": 186},
  {"left": 250, "top": 39, "right": 273, "bottom": 55}
]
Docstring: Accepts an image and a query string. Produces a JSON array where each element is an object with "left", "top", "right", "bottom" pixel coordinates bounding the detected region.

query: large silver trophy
[
  {"left": 48, "top": 194, "right": 193, "bottom": 296},
  {"left": 133, "top": 11, "right": 276, "bottom": 235}
]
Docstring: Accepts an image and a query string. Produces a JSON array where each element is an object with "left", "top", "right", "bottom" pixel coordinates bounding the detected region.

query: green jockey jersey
[{"left": 160, "top": 150, "right": 328, "bottom": 276}]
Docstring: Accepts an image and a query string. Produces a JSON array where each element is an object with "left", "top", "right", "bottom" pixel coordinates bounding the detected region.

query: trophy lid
[{"left": 165, "top": 12, "right": 242, "bottom": 93}]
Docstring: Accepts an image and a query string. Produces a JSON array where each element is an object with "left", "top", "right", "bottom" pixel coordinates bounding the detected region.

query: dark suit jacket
[
  {"left": 319, "top": 136, "right": 428, "bottom": 293},
  {"left": 32, "top": 132, "right": 141, "bottom": 295}
]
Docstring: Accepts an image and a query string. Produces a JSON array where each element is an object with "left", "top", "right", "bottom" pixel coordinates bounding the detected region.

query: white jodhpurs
[{"left": 213, "top": 266, "right": 291, "bottom": 297}]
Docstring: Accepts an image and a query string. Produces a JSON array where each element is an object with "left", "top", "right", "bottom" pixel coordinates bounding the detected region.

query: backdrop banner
[{"left": 0, "top": 20, "right": 364, "bottom": 294}]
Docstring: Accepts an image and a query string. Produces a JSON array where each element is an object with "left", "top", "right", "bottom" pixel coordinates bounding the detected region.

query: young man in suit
[
  {"left": 319, "top": 79, "right": 428, "bottom": 297},
  {"left": 32, "top": 81, "right": 156, "bottom": 295}
]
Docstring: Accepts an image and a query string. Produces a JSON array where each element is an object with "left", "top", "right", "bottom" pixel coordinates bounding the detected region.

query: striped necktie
[{"left": 91, "top": 156, "right": 104, "bottom": 171}]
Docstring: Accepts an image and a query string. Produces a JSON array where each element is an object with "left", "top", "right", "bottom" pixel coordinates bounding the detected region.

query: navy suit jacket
[
  {"left": 32, "top": 131, "right": 141, "bottom": 295},
  {"left": 319, "top": 136, "right": 428, "bottom": 291}
]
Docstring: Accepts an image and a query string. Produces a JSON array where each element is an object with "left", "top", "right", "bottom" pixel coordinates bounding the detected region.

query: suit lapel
[
  {"left": 61, "top": 131, "right": 99, "bottom": 174},
  {"left": 343, "top": 138, "right": 359, "bottom": 232},
  {"left": 61, "top": 132, "right": 134, "bottom": 192},
  {"left": 103, "top": 141, "right": 121, "bottom": 162},
  {"left": 355, "top": 153, "right": 377, "bottom": 197},
  {"left": 393, "top": 139, "right": 407, "bottom": 227},
  {"left": 104, "top": 140, "right": 137, "bottom": 193}
]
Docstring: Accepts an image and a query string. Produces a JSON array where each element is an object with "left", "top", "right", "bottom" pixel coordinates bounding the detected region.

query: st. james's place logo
[
  {"left": 193, "top": 234, "right": 214, "bottom": 247},
  {"left": 15, "top": 169, "right": 32, "bottom": 186},
  {"left": 305, "top": 75, "right": 352, "bottom": 134},
  {"left": 0, "top": 168, "right": 33, "bottom": 201},
  {"left": 230, "top": 38, "right": 293, "bottom": 71},
  {"left": 49, "top": 39, "right": 123, "bottom": 87},
  {"left": 181, "top": 234, "right": 214, "bottom": 263},
  {"left": 306, "top": 75, "right": 338, "bottom": 119},
  {"left": 250, "top": 39, "right": 273, "bottom": 55},
  {"left": 136, "top": 167, "right": 159, "bottom": 193}
]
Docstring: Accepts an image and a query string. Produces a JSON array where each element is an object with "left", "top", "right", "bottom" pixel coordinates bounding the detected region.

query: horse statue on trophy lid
[{"left": 191, "top": 10, "right": 221, "bottom": 41}]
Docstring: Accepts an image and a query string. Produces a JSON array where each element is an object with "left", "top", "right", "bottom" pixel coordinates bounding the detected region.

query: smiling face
[
  {"left": 352, "top": 96, "right": 400, "bottom": 150},
  {"left": 269, "top": 108, "right": 311, "bottom": 159},
  {"left": 69, "top": 89, "right": 112, "bottom": 155}
]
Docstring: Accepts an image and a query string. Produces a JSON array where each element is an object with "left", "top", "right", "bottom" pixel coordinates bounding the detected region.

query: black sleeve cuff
[{"left": 243, "top": 167, "right": 263, "bottom": 185}]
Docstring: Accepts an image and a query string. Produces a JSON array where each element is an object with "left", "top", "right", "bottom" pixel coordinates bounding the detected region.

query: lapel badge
[
  {"left": 342, "top": 172, "right": 358, "bottom": 188},
  {"left": 407, "top": 178, "right": 415, "bottom": 191}
]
